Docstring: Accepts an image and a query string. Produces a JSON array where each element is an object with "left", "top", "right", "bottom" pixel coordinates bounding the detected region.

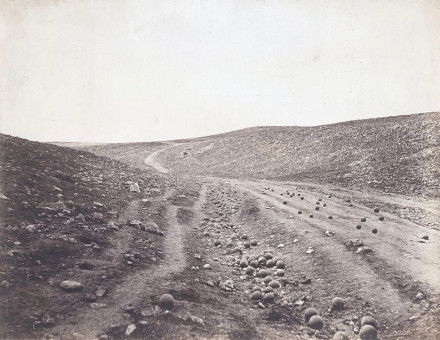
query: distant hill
[{"left": 156, "top": 112, "right": 440, "bottom": 197}]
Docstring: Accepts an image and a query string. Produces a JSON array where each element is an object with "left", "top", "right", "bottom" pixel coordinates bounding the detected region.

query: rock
[
  {"left": 308, "top": 315, "right": 324, "bottom": 329},
  {"left": 361, "top": 316, "right": 378, "bottom": 329},
  {"left": 416, "top": 292, "right": 425, "bottom": 300},
  {"left": 129, "top": 183, "right": 141, "bottom": 193},
  {"left": 421, "top": 235, "right": 429, "bottom": 240},
  {"left": 95, "top": 288, "right": 107, "bottom": 297},
  {"left": 371, "top": 228, "right": 378, "bottom": 234},
  {"left": 159, "top": 294, "right": 175, "bottom": 310},
  {"left": 0, "top": 280, "right": 11, "bottom": 288},
  {"left": 361, "top": 217, "right": 367, "bottom": 222},
  {"left": 356, "top": 225, "right": 362, "bottom": 230},
  {"left": 325, "top": 230, "right": 335, "bottom": 237},
  {"left": 332, "top": 331, "right": 350, "bottom": 340},
  {"left": 328, "top": 215, "right": 333, "bottom": 219},
  {"left": 359, "top": 325, "right": 377, "bottom": 339},
  {"left": 378, "top": 216, "right": 384, "bottom": 221},
  {"left": 91, "top": 212, "right": 104, "bottom": 222},
  {"left": 304, "top": 307, "right": 318, "bottom": 322},
  {"left": 268, "top": 280, "right": 280, "bottom": 289},
  {"left": 125, "top": 324, "right": 137, "bottom": 336},
  {"left": 306, "top": 247, "right": 315, "bottom": 254},
  {"left": 275, "top": 269, "right": 285, "bottom": 277},
  {"left": 245, "top": 267, "right": 254, "bottom": 275},
  {"left": 239, "top": 260, "right": 249, "bottom": 268},
  {"left": 331, "top": 297, "right": 345, "bottom": 310},
  {"left": 356, "top": 246, "right": 372, "bottom": 254},
  {"left": 141, "top": 222, "right": 164, "bottom": 236},
  {"left": 373, "top": 208, "right": 380, "bottom": 213},
  {"left": 203, "top": 264, "right": 211, "bottom": 269},
  {"left": 60, "top": 280, "right": 84, "bottom": 292},
  {"left": 220, "top": 278, "right": 235, "bottom": 291},
  {"left": 266, "top": 259, "right": 276, "bottom": 268}
]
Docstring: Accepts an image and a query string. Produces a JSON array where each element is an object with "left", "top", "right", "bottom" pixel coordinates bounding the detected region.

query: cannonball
[
  {"left": 378, "top": 216, "right": 384, "bottom": 221},
  {"left": 245, "top": 267, "right": 254, "bottom": 275},
  {"left": 304, "top": 307, "right": 318, "bottom": 322},
  {"left": 308, "top": 315, "right": 324, "bottom": 329},
  {"left": 275, "top": 260, "right": 285, "bottom": 269},
  {"left": 240, "top": 260, "right": 249, "bottom": 268},
  {"left": 266, "top": 259, "right": 276, "bottom": 268},
  {"left": 263, "top": 292, "right": 275, "bottom": 303},
  {"left": 359, "top": 325, "right": 377, "bottom": 340},
  {"left": 361, "top": 217, "right": 367, "bottom": 222},
  {"left": 264, "top": 252, "right": 273, "bottom": 260},
  {"left": 159, "top": 294, "right": 175, "bottom": 310},
  {"left": 257, "top": 269, "right": 269, "bottom": 277},
  {"left": 356, "top": 225, "right": 362, "bottom": 230},
  {"left": 268, "top": 280, "right": 280, "bottom": 289},
  {"left": 372, "top": 228, "right": 378, "bottom": 234},
  {"left": 361, "top": 316, "right": 378, "bottom": 329},
  {"left": 331, "top": 297, "right": 345, "bottom": 310},
  {"left": 250, "top": 291, "right": 263, "bottom": 301}
]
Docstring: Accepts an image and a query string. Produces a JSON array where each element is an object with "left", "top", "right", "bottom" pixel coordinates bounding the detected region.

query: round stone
[
  {"left": 275, "top": 269, "right": 285, "bottom": 277},
  {"left": 361, "top": 217, "right": 367, "bottom": 222},
  {"left": 304, "top": 307, "right": 318, "bottom": 322},
  {"left": 268, "top": 280, "right": 280, "bottom": 289},
  {"left": 257, "top": 269, "right": 269, "bottom": 277},
  {"left": 361, "top": 316, "right": 378, "bottom": 329},
  {"left": 372, "top": 228, "right": 378, "bottom": 234},
  {"left": 159, "top": 294, "right": 175, "bottom": 310},
  {"left": 250, "top": 291, "right": 263, "bottom": 301},
  {"left": 266, "top": 259, "right": 276, "bottom": 268},
  {"left": 356, "top": 225, "right": 362, "bottom": 230},
  {"left": 263, "top": 292, "right": 275, "bottom": 303},
  {"left": 359, "top": 325, "right": 377, "bottom": 340},
  {"left": 263, "top": 276, "right": 273, "bottom": 284},
  {"left": 373, "top": 207, "right": 380, "bottom": 213},
  {"left": 275, "top": 260, "right": 285, "bottom": 269},
  {"left": 331, "top": 297, "right": 345, "bottom": 310},
  {"left": 239, "top": 260, "right": 249, "bottom": 268},
  {"left": 378, "top": 216, "right": 384, "bottom": 221},
  {"left": 308, "top": 315, "right": 324, "bottom": 329},
  {"left": 264, "top": 252, "right": 273, "bottom": 260},
  {"left": 245, "top": 267, "right": 254, "bottom": 275}
]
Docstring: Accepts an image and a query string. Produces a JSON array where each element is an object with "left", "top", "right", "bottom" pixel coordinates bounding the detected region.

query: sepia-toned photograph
[{"left": 1, "top": 1, "right": 439, "bottom": 339}]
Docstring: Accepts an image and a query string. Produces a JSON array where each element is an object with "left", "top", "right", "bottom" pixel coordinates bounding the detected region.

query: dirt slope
[{"left": 154, "top": 112, "right": 440, "bottom": 198}]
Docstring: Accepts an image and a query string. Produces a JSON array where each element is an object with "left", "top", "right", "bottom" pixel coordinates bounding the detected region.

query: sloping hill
[
  {"left": 0, "top": 134, "right": 168, "bottom": 338},
  {"left": 156, "top": 112, "right": 439, "bottom": 197}
]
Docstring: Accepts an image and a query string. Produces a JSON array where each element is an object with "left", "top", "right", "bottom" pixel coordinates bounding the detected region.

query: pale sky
[{"left": 1, "top": 0, "right": 439, "bottom": 142}]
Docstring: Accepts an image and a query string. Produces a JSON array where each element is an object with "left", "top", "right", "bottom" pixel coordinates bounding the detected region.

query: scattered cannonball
[
  {"left": 308, "top": 315, "right": 324, "bottom": 329},
  {"left": 298, "top": 210, "right": 303, "bottom": 214},
  {"left": 315, "top": 206, "right": 320, "bottom": 211},
  {"left": 304, "top": 307, "right": 318, "bottom": 322},
  {"left": 309, "top": 214, "right": 314, "bottom": 218},
  {"left": 422, "top": 235, "right": 429, "bottom": 240},
  {"left": 372, "top": 228, "right": 378, "bottom": 234},
  {"left": 159, "top": 294, "right": 175, "bottom": 310},
  {"left": 250, "top": 291, "right": 263, "bottom": 301},
  {"left": 214, "top": 240, "right": 221, "bottom": 246},
  {"left": 268, "top": 280, "right": 280, "bottom": 289},
  {"left": 373, "top": 208, "right": 380, "bottom": 213},
  {"left": 323, "top": 203, "right": 327, "bottom": 207},
  {"left": 263, "top": 276, "right": 273, "bottom": 284},
  {"left": 275, "top": 260, "right": 285, "bottom": 269},
  {"left": 243, "top": 242, "right": 251, "bottom": 249},
  {"left": 241, "top": 234, "right": 249, "bottom": 240},
  {"left": 356, "top": 225, "right": 362, "bottom": 230},
  {"left": 257, "top": 269, "right": 269, "bottom": 277},
  {"left": 263, "top": 292, "right": 275, "bottom": 303},
  {"left": 245, "top": 267, "right": 254, "bottom": 275},
  {"left": 378, "top": 216, "right": 384, "bottom": 221},
  {"left": 266, "top": 259, "right": 276, "bottom": 268},
  {"left": 359, "top": 325, "right": 377, "bottom": 340},
  {"left": 332, "top": 331, "right": 349, "bottom": 340},
  {"left": 301, "top": 197, "right": 304, "bottom": 200},
  {"left": 240, "top": 260, "right": 249, "bottom": 268},
  {"left": 252, "top": 285, "right": 261, "bottom": 292},
  {"left": 258, "top": 256, "right": 267, "bottom": 265},
  {"left": 283, "top": 201, "right": 287, "bottom": 205},
  {"left": 361, "top": 316, "right": 378, "bottom": 329},
  {"left": 328, "top": 215, "right": 333, "bottom": 219},
  {"left": 250, "top": 260, "right": 259, "bottom": 268},
  {"left": 251, "top": 240, "right": 258, "bottom": 246},
  {"left": 262, "top": 286, "right": 274, "bottom": 293},
  {"left": 264, "top": 252, "right": 273, "bottom": 260},
  {"left": 331, "top": 297, "right": 345, "bottom": 310},
  {"left": 361, "top": 218, "right": 367, "bottom": 222}
]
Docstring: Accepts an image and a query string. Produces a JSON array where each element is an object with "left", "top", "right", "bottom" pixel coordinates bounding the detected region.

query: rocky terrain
[{"left": 1, "top": 112, "right": 440, "bottom": 340}]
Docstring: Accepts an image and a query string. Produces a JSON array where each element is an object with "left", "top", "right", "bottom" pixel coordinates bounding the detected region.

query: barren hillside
[{"left": 154, "top": 112, "right": 439, "bottom": 197}]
